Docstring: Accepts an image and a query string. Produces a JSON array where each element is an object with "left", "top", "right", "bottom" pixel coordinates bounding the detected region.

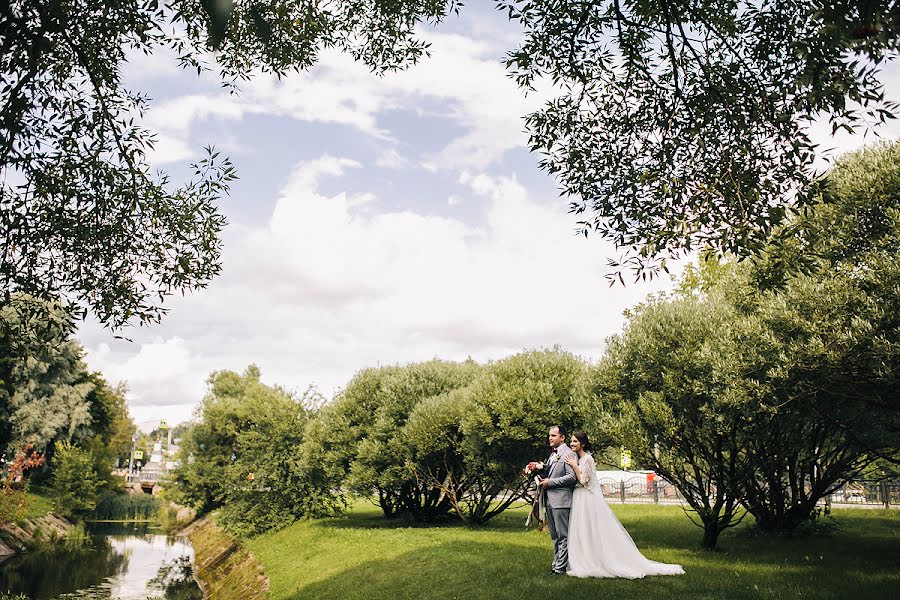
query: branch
[{"left": 42, "top": 6, "right": 144, "bottom": 195}]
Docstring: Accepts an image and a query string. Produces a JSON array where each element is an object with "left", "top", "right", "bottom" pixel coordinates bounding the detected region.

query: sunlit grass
[
  {"left": 247, "top": 502, "right": 900, "bottom": 600},
  {"left": 22, "top": 486, "right": 53, "bottom": 519}
]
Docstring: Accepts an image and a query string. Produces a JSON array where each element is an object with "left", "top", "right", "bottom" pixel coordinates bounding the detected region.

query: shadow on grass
[
  {"left": 279, "top": 508, "right": 900, "bottom": 600},
  {"left": 282, "top": 533, "right": 899, "bottom": 600},
  {"left": 310, "top": 503, "right": 539, "bottom": 534}
]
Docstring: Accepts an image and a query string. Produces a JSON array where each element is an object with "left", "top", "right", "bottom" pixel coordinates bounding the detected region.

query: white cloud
[
  {"left": 81, "top": 155, "right": 680, "bottom": 425},
  {"left": 128, "top": 28, "right": 552, "bottom": 170},
  {"left": 376, "top": 148, "right": 410, "bottom": 169},
  {"left": 147, "top": 133, "right": 196, "bottom": 165},
  {"left": 85, "top": 338, "right": 208, "bottom": 427}
]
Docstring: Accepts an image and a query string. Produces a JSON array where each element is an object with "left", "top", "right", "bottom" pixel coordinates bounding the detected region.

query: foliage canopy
[
  {"left": 502, "top": 0, "right": 899, "bottom": 279},
  {"left": 2, "top": 0, "right": 897, "bottom": 328}
]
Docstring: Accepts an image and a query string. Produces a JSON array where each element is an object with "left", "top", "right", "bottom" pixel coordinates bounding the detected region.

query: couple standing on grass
[{"left": 536, "top": 425, "right": 685, "bottom": 579}]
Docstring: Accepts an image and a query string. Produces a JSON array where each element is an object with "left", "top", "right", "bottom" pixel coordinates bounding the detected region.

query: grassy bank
[
  {"left": 188, "top": 517, "right": 268, "bottom": 600},
  {"left": 247, "top": 503, "right": 900, "bottom": 600},
  {"left": 22, "top": 487, "right": 53, "bottom": 519}
]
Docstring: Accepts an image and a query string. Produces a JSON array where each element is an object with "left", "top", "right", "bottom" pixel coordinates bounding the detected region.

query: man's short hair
[{"left": 550, "top": 424, "right": 568, "bottom": 438}]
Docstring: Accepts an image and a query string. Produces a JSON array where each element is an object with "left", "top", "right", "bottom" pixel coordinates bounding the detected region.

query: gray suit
[{"left": 542, "top": 443, "right": 577, "bottom": 573}]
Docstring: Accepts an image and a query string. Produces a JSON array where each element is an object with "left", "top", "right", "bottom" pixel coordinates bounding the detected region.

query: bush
[
  {"left": 49, "top": 441, "right": 100, "bottom": 520},
  {"left": 402, "top": 389, "right": 471, "bottom": 520},
  {"left": 217, "top": 393, "right": 341, "bottom": 536},
  {"left": 303, "top": 360, "right": 480, "bottom": 521},
  {"left": 345, "top": 360, "right": 481, "bottom": 520},
  {"left": 307, "top": 351, "right": 589, "bottom": 525}
]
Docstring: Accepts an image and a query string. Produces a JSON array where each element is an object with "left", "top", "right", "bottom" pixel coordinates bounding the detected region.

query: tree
[
  {"left": 0, "top": 296, "right": 139, "bottom": 494},
  {"left": 172, "top": 364, "right": 335, "bottom": 533},
  {"left": 0, "top": 0, "right": 457, "bottom": 329},
  {"left": 0, "top": 295, "right": 78, "bottom": 456},
  {"left": 301, "top": 364, "right": 404, "bottom": 516},
  {"left": 7, "top": 1, "right": 894, "bottom": 317},
  {"left": 309, "top": 350, "right": 588, "bottom": 525},
  {"left": 83, "top": 373, "right": 137, "bottom": 467},
  {"left": 501, "top": 0, "right": 899, "bottom": 280},
  {"left": 591, "top": 295, "right": 754, "bottom": 549},
  {"left": 218, "top": 382, "right": 337, "bottom": 536},
  {"left": 306, "top": 360, "right": 479, "bottom": 520},
  {"left": 736, "top": 270, "right": 898, "bottom": 529},
  {"left": 584, "top": 142, "right": 900, "bottom": 538},
  {"left": 0, "top": 301, "right": 94, "bottom": 457},
  {"left": 732, "top": 141, "right": 900, "bottom": 529},
  {"left": 402, "top": 388, "right": 473, "bottom": 521},
  {"left": 458, "top": 348, "right": 588, "bottom": 524},
  {"left": 172, "top": 365, "right": 278, "bottom": 513}
]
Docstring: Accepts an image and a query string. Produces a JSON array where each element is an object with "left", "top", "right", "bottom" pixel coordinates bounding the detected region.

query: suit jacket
[{"left": 542, "top": 443, "right": 577, "bottom": 509}]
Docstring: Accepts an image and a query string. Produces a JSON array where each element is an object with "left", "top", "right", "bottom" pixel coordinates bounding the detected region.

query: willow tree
[
  {"left": 1, "top": 0, "right": 456, "bottom": 330},
  {"left": 737, "top": 141, "right": 900, "bottom": 529},
  {"left": 591, "top": 295, "right": 755, "bottom": 549},
  {"left": 502, "top": 0, "right": 899, "bottom": 279}
]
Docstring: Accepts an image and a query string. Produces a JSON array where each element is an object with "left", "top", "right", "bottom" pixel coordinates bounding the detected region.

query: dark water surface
[{"left": 0, "top": 522, "right": 201, "bottom": 600}]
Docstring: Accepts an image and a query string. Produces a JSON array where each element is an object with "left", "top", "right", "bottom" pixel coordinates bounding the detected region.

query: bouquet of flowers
[
  {"left": 523, "top": 461, "right": 545, "bottom": 477},
  {"left": 524, "top": 461, "right": 546, "bottom": 530}
]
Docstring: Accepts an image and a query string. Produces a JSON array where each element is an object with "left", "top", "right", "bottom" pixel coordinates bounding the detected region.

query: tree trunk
[
  {"left": 701, "top": 522, "right": 722, "bottom": 549},
  {"left": 752, "top": 501, "right": 818, "bottom": 531}
]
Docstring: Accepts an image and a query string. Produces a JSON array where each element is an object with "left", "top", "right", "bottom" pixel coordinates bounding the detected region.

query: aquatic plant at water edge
[{"left": 93, "top": 492, "right": 160, "bottom": 521}]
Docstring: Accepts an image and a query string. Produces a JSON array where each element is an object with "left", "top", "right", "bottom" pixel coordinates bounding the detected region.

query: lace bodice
[{"left": 577, "top": 453, "right": 598, "bottom": 490}]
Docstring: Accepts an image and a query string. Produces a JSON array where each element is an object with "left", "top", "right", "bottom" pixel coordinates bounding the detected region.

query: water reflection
[
  {"left": 147, "top": 556, "right": 202, "bottom": 600},
  {"left": 0, "top": 523, "right": 200, "bottom": 600}
]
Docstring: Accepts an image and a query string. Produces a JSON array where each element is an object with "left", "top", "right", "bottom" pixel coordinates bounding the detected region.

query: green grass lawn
[
  {"left": 246, "top": 502, "right": 900, "bottom": 600},
  {"left": 22, "top": 486, "right": 53, "bottom": 519}
]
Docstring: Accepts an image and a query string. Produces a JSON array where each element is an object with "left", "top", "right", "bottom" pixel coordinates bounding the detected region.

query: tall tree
[
  {"left": 0, "top": 298, "right": 94, "bottom": 457},
  {"left": 83, "top": 372, "right": 137, "bottom": 466},
  {"left": 735, "top": 141, "right": 900, "bottom": 528}
]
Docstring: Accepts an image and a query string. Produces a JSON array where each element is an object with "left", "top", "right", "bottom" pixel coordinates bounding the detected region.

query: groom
[{"left": 538, "top": 424, "right": 577, "bottom": 576}]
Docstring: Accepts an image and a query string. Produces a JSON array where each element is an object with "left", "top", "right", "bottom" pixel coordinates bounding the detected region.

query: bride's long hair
[{"left": 572, "top": 431, "right": 593, "bottom": 452}]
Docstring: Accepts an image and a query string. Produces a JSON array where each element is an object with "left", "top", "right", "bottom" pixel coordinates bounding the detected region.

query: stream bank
[
  {"left": 184, "top": 517, "right": 268, "bottom": 600},
  {"left": 0, "top": 513, "right": 73, "bottom": 559}
]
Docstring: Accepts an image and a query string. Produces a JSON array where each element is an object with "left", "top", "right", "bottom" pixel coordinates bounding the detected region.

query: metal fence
[
  {"left": 593, "top": 475, "right": 900, "bottom": 508},
  {"left": 596, "top": 473, "right": 686, "bottom": 504},
  {"left": 125, "top": 468, "right": 165, "bottom": 485},
  {"left": 826, "top": 479, "right": 900, "bottom": 508}
]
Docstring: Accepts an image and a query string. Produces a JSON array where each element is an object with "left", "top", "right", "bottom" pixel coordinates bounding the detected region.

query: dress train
[{"left": 567, "top": 454, "right": 685, "bottom": 579}]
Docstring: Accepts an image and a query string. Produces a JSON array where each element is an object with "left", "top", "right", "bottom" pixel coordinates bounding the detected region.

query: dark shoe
[{"left": 549, "top": 571, "right": 565, "bottom": 576}]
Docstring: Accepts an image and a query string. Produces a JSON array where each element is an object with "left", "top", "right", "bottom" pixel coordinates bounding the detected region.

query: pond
[{"left": 0, "top": 522, "right": 202, "bottom": 600}]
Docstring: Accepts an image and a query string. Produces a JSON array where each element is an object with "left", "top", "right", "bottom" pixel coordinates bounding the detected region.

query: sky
[{"left": 76, "top": 5, "right": 900, "bottom": 428}]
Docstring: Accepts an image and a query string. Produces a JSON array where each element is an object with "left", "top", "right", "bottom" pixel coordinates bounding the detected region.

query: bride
[{"left": 563, "top": 431, "right": 685, "bottom": 579}]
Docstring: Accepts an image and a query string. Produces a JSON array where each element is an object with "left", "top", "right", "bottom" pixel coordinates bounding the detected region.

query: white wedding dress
[{"left": 567, "top": 453, "right": 685, "bottom": 579}]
